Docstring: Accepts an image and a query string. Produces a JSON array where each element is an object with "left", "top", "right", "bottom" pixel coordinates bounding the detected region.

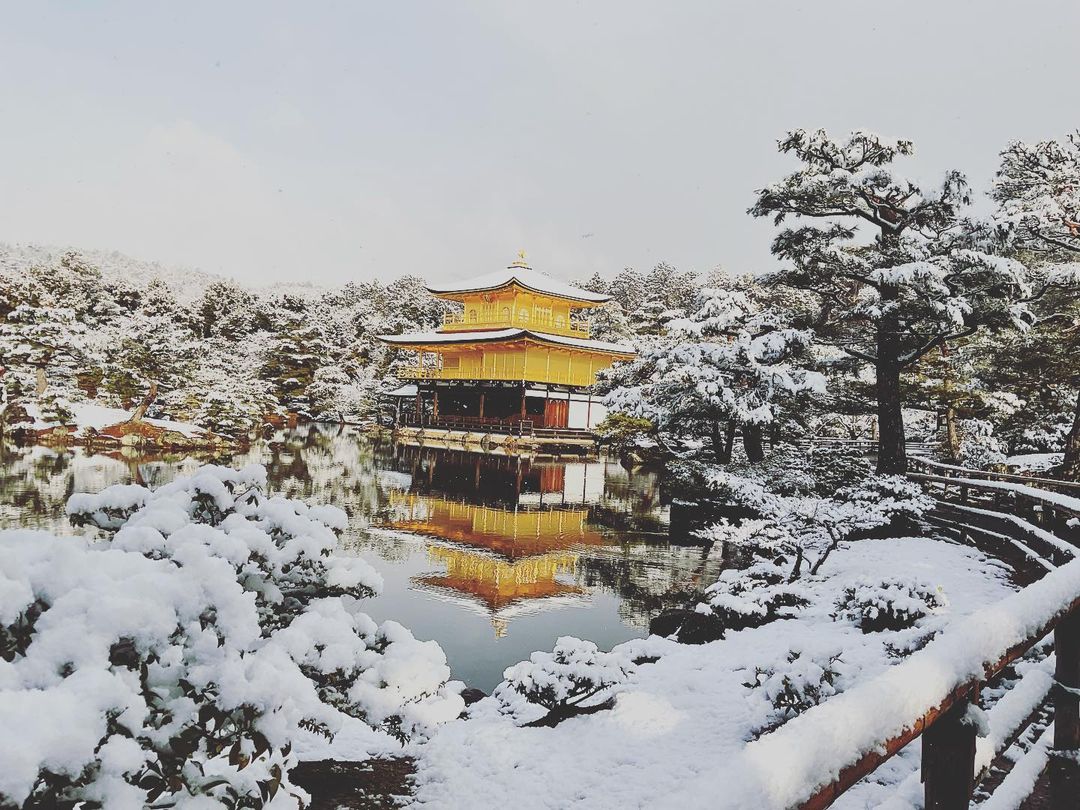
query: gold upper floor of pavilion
[{"left": 429, "top": 253, "right": 608, "bottom": 339}]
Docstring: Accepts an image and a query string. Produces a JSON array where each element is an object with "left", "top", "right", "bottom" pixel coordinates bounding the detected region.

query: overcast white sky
[{"left": 1, "top": 1, "right": 1077, "bottom": 286}]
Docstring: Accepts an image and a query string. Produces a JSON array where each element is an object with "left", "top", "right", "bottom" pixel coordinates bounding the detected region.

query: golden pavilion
[{"left": 379, "top": 253, "right": 635, "bottom": 433}]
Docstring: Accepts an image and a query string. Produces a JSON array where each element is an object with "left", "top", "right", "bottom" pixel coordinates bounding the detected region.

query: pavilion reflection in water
[{"left": 376, "top": 448, "right": 619, "bottom": 637}]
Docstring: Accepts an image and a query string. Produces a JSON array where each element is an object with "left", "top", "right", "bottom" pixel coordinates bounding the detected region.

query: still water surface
[{"left": 0, "top": 426, "right": 717, "bottom": 690}]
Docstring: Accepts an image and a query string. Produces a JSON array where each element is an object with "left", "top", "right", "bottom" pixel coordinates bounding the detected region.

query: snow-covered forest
[
  {"left": 2, "top": 129, "right": 1080, "bottom": 810},
  {"left": 3, "top": 130, "right": 1079, "bottom": 471}
]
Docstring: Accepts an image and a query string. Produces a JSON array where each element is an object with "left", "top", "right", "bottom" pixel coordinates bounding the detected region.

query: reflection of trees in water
[
  {"left": 576, "top": 542, "right": 726, "bottom": 628},
  {"left": 2, "top": 429, "right": 692, "bottom": 630},
  {"left": 0, "top": 443, "right": 212, "bottom": 532}
]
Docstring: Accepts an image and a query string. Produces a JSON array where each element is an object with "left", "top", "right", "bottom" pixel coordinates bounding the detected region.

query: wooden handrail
[
  {"left": 783, "top": 461, "right": 1080, "bottom": 809},
  {"left": 908, "top": 472, "right": 1080, "bottom": 521},
  {"left": 909, "top": 456, "right": 1080, "bottom": 491},
  {"left": 795, "top": 592, "right": 1080, "bottom": 810}
]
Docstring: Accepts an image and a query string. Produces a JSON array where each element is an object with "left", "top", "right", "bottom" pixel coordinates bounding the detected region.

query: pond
[{"left": 0, "top": 425, "right": 720, "bottom": 691}]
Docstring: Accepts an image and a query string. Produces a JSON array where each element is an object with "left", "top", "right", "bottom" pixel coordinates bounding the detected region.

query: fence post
[
  {"left": 922, "top": 698, "right": 977, "bottom": 810},
  {"left": 1051, "top": 609, "right": 1080, "bottom": 802},
  {"left": 1054, "top": 606, "right": 1080, "bottom": 748}
]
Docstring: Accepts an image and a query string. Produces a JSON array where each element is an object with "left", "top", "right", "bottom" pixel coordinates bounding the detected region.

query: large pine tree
[
  {"left": 992, "top": 133, "right": 1080, "bottom": 478},
  {"left": 751, "top": 129, "right": 1033, "bottom": 473}
]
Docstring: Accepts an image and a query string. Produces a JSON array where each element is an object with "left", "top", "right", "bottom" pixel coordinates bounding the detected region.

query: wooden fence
[
  {"left": 793, "top": 437, "right": 940, "bottom": 452},
  {"left": 762, "top": 459, "right": 1080, "bottom": 809},
  {"left": 795, "top": 593, "right": 1080, "bottom": 809},
  {"left": 909, "top": 457, "right": 1080, "bottom": 526}
]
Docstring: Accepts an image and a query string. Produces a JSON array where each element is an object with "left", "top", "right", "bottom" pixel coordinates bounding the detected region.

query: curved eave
[
  {"left": 377, "top": 328, "right": 636, "bottom": 357},
  {"left": 426, "top": 278, "right": 610, "bottom": 306}
]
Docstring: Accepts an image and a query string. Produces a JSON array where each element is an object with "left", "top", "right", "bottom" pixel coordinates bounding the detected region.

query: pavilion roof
[
  {"left": 377, "top": 327, "right": 635, "bottom": 356},
  {"left": 426, "top": 263, "right": 610, "bottom": 305}
]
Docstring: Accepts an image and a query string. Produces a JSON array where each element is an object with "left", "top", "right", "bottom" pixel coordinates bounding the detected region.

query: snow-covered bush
[
  {"left": 805, "top": 444, "right": 873, "bottom": 494},
  {"left": 492, "top": 637, "right": 634, "bottom": 727},
  {"left": 696, "top": 560, "right": 811, "bottom": 633},
  {"left": 594, "top": 413, "right": 655, "bottom": 457},
  {"left": 700, "top": 469, "right": 933, "bottom": 578},
  {"left": 838, "top": 474, "right": 934, "bottom": 527},
  {"left": 957, "top": 419, "right": 1007, "bottom": 469},
  {"left": 1012, "top": 418, "right": 1072, "bottom": 455},
  {"left": 744, "top": 647, "right": 845, "bottom": 730},
  {"left": 833, "top": 577, "right": 948, "bottom": 633},
  {"left": 1, "top": 465, "right": 463, "bottom": 809}
]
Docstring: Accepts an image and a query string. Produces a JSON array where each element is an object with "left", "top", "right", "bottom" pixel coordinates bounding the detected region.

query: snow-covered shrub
[
  {"left": 744, "top": 647, "right": 845, "bottom": 730},
  {"left": 492, "top": 637, "right": 634, "bottom": 727},
  {"left": 957, "top": 419, "right": 1007, "bottom": 469},
  {"left": 838, "top": 474, "right": 934, "bottom": 528},
  {"left": 0, "top": 465, "right": 463, "bottom": 809},
  {"left": 36, "top": 387, "right": 76, "bottom": 426},
  {"left": 833, "top": 577, "right": 948, "bottom": 633},
  {"left": 700, "top": 470, "right": 933, "bottom": 578},
  {"left": 696, "top": 560, "right": 811, "bottom": 633},
  {"left": 594, "top": 413, "right": 655, "bottom": 457},
  {"left": 806, "top": 444, "right": 873, "bottom": 494},
  {"left": 1012, "top": 418, "right": 1071, "bottom": 455}
]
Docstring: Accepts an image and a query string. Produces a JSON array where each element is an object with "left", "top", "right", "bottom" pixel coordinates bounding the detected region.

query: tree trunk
[
  {"left": 743, "top": 424, "right": 765, "bottom": 463},
  {"left": 945, "top": 405, "right": 960, "bottom": 462},
  {"left": 712, "top": 421, "right": 737, "bottom": 463},
  {"left": 875, "top": 283, "right": 907, "bottom": 475},
  {"left": 1063, "top": 389, "right": 1080, "bottom": 481},
  {"left": 876, "top": 361, "right": 907, "bottom": 474},
  {"left": 128, "top": 381, "right": 159, "bottom": 423},
  {"left": 711, "top": 422, "right": 725, "bottom": 463}
]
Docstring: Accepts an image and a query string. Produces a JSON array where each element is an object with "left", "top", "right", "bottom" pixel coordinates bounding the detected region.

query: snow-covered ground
[
  {"left": 1006, "top": 453, "right": 1064, "bottom": 473},
  {"left": 21, "top": 401, "right": 206, "bottom": 438},
  {"left": 404, "top": 535, "right": 1016, "bottom": 810}
]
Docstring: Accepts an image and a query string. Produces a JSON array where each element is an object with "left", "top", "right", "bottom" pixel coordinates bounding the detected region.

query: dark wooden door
[{"left": 543, "top": 399, "right": 569, "bottom": 428}]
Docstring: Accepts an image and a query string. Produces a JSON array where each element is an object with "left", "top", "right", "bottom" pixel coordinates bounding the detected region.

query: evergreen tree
[
  {"left": 607, "top": 267, "right": 648, "bottom": 313},
  {"left": 751, "top": 129, "right": 1034, "bottom": 473},
  {"left": 603, "top": 287, "right": 824, "bottom": 461},
  {"left": 992, "top": 133, "right": 1080, "bottom": 477}
]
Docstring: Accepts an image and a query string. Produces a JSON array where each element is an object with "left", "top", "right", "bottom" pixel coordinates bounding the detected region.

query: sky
[{"left": 1, "top": 1, "right": 1078, "bottom": 288}]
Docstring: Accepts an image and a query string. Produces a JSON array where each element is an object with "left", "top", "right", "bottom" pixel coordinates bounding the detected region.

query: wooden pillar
[
  {"left": 1051, "top": 609, "right": 1080, "bottom": 803},
  {"left": 922, "top": 698, "right": 978, "bottom": 810},
  {"left": 479, "top": 391, "right": 485, "bottom": 419},
  {"left": 432, "top": 389, "right": 439, "bottom": 421},
  {"left": 1055, "top": 609, "right": 1080, "bottom": 751}
]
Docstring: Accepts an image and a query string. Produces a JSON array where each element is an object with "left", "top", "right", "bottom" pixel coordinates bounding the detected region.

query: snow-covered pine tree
[
  {"left": 259, "top": 295, "right": 336, "bottom": 419},
  {"left": 0, "top": 304, "right": 92, "bottom": 428},
  {"left": 751, "top": 129, "right": 1034, "bottom": 473},
  {"left": 606, "top": 267, "right": 648, "bottom": 313},
  {"left": 992, "top": 132, "right": 1080, "bottom": 477},
  {"left": 603, "top": 287, "right": 824, "bottom": 462},
  {"left": 588, "top": 301, "right": 635, "bottom": 344},
  {"left": 196, "top": 279, "right": 258, "bottom": 340}
]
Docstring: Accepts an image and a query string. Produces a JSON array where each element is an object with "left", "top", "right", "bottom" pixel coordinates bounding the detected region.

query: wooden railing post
[
  {"left": 1055, "top": 608, "right": 1080, "bottom": 751},
  {"left": 922, "top": 698, "right": 978, "bottom": 810},
  {"left": 1052, "top": 608, "right": 1080, "bottom": 801}
]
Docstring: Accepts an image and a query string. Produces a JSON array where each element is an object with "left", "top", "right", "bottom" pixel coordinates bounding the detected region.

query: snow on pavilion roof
[
  {"left": 426, "top": 264, "right": 610, "bottom": 304},
  {"left": 377, "top": 327, "right": 635, "bottom": 356}
]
